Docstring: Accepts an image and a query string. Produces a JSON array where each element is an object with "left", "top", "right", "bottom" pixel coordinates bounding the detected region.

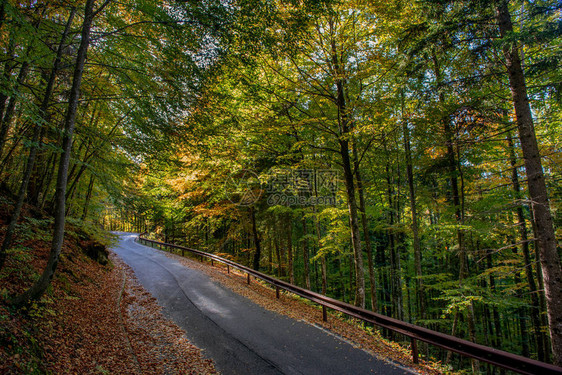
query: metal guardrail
[{"left": 137, "top": 233, "right": 562, "bottom": 375}]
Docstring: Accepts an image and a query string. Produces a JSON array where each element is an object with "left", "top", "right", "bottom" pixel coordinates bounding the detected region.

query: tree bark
[
  {"left": 286, "top": 213, "right": 294, "bottom": 284},
  {"left": 384, "top": 151, "right": 403, "bottom": 321},
  {"left": 0, "top": 33, "right": 16, "bottom": 124},
  {"left": 402, "top": 117, "right": 425, "bottom": 322},
  {"left": 313, "top": 205, "right": 327, "bottom": 295},
  {"left": 302, "top": 216, "right": 311, "bottom": 289},
  {"left": 81, "top": 174, "right": 95, "bottom": 221},
  {"left": 251, "top": 206, "right": 261, "bottom": 270},
  {"left": 328, "top": 20, "right": 365, "bottom": 307},
  {"left": 0, "top": 61, "right": 29, "bottom": 157},
  {"left": 496, "top": 1, "right": 562, "bottom": 365},
  {"left": 12, "top": 0, "right": 97, "bottom": 306},
  {"left": 0, "top": 5, "right": 45, "bottom": 157},
  {"left": 352, "top": 141, "right": 377, "bottom": 312}
]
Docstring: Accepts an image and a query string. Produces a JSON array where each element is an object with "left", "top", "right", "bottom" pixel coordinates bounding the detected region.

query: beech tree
[{"left": 13, "top": 0, "right": 99, "bottom": 306}]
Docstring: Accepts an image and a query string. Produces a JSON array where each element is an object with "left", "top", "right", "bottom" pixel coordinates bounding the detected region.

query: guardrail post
[
  {"left": 247, "top": 273, "right": 250, "bottom": 284},
  {"left": 276, "top": 286, "right": 280, "bottom": 299},
  {"left": 211, "top": 259, "right": 214, "bottom": 266},
  {"left": 322, "top": 306, "right": 327, "bottom": 322},
  {"left": 227, "top": 265, "right": 230, "bottom": 274},
  {"left": 411, "top": 338, "right": 419, "bottom": 364},
  {"left": 182, "top": 249, "right": 184, "bottom": 257}
]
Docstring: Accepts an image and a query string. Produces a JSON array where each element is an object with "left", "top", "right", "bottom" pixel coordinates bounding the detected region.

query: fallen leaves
[
  {"left": 118, "top": 257, "right": 218, "bottom": 375},
  {"left": 1, "top": 238, "right": 217, "bottom": 374}
]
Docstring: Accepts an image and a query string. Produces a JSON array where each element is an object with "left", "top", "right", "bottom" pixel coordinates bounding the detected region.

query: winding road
[{"left": 112, "top": 233, "right": 415, "bottom": 375}]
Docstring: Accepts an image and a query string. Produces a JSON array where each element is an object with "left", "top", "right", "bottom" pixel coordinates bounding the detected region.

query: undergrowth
[{"left": 0, "top": 198, "right": 114, "bottom": 374}]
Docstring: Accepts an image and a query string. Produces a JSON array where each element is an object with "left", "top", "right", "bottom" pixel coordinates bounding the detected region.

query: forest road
[{"left": 112, "top": 233, "right": 415, "bottom": 375}]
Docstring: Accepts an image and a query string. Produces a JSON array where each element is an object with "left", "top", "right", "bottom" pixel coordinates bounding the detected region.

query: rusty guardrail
[{"left": 137, "top": 233, "right": 562, "bottom": 375}]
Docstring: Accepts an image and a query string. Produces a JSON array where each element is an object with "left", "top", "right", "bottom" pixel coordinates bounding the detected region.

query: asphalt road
[{"left": 112, "top": 233, "right": 415, "bottom": 375}]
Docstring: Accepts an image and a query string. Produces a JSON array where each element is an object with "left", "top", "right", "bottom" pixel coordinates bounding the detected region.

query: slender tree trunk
[
  {"left": 0, "top": 33, "right": 16, "bottom": 123},
  {"left": 0, "top": 6, "right": 45, "bottom": 157},
  {"left": 402, "top": 118, "right": 425, "bottom": 322},
  {"left": 81, "top": 174, "right": 95, "bottom": 221},
  {"left": 39, "top": 153, "right": 58, "bottom": 210},
  {"left": 514, "top": 265, "right": 530, "bottom": 357},
  {"left": 352, "top": 141, "right": 377, "bottom": 312},
  {"left": 267, "top": 236, "right": 273, "bottom": 273},
  {"left": 496, "top": 1, "right": 562, "bottom": 364},
  {"left": 302, "top": 216, "right": 311, "bottom": 289},
  {"left": 251, "top": 206, "right": 261, "bottom": 270},
  {"left": 275, "top": 234, "right": 282, "bottom": 278},
  {"left": 384, "top": 156, "right": 403, "bottom": 321},
  {"left": 12, "top": 0, "right": 97, "bottom": 306},
  {"left": 286, "top": 214, "right": 294, "bottom": 284},
  {"left": 329, "top": 23, "right": 365, "bottom": 307},
  {"left": 313, "top": 206, "right": 327, "bottom": 295},
  {"left": 0, "top": 61, "right": 29, "bottom": 157},
  {"left": 0, "top": 2, "right": 6, "bottom": 30},
  {"left": 529, "top": 206, "right": 551, "bottom": 362}
]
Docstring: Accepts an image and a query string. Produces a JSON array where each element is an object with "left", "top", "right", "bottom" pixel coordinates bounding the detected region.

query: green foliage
[{"left": 2, "top": 0, "right": 560, "bottom": 371}]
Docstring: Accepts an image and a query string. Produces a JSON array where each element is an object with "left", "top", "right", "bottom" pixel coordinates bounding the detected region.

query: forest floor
[
  {"left": 0, "top": 202, "right": 217, "bottom": 374},
  {"left": 160, "top": 249, "right": 449, "bottom": 375}
]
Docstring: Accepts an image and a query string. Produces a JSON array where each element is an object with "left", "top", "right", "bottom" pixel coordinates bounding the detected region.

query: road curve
[{"left": 112, "top": 233, "right": 415, "bottom": 375}]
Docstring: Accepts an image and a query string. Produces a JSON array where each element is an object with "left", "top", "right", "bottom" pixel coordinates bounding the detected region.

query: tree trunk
[
  {"left": 286, "top": 213, "right": 294, "bottom": 284},
  {"left": 313, "top": 206, "right": 327, "bottom": 295},
  {"left": 0, "top": 2, "right": 5, "bottom": 30},
  {"left": 0, "top": 61, "right": 29, "bottom": 157},
  {"left": 302, "top": 216, "right": 311, "bottom": 289},
  {"left": 496, "top": 1, "right": 562, "bottom": 364},
  {"left": 12, "top": 0, "right": 97, "bottom": 306},
  {"left": 329, "top": 24, "right": 365, "bottom": 308},
  {"left": 267, "top": 236, "right": 273, "bottom": 273},
  {"left": 402, "top": 118, "right": 425, "bottom": 322},
  {"left": 251, "top": 206, "right": 261, "bottom": 270},
  {"left": 275, "top": 234, "right": 282, "bottom": 277},
  {"left": 352, "top": 141, "right": 377, "bottom": 312},
  {"left": 384, "top": 154, "right": 403, "bottom": 321},
  {"left": 81, "top": 174, "right": 95, "bottom": 221},
  {"left": 0, "top": 33, "right": 16, "bottom": 124}
]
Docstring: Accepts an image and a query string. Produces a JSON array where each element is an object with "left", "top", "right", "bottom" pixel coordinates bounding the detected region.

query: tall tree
[
  {"left": 496, "top": 0, "right": 562, "bottom": 364},
  {"left": 13, "top": 0, "right": 101, "bottom": 306}
]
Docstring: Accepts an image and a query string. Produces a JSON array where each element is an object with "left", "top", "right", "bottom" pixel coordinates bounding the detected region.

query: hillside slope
[{"left": 0, "top": 200, "right": 216, "bottom": 374}]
